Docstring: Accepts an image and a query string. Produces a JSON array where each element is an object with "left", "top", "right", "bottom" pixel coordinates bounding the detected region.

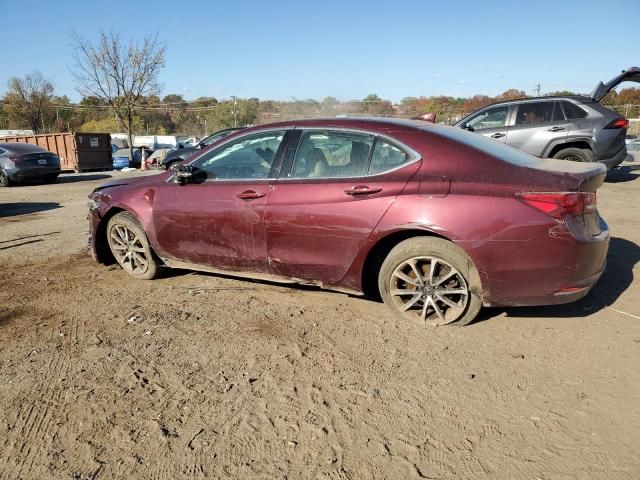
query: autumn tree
[
  {"left": 462, "top": 95, "right": 494, "bottom": 114},
  {"left": 360, "top": 94, "right": 394, "bottom": 115},
  {"left": 3, "top": 71, "right": 55, "bottom": 133},
  {"left": 496, "top": 89, "right": 527, "bottom": 101},
  {"left": 71, "top": 31, "right": 166, "bottom": 161}
]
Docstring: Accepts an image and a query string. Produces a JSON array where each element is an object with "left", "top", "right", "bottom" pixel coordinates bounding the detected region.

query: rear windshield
[
  {"left": 2, "top": 143, "right": 47, "bottom": 154},
  {"left": 426, "top": 125, "right": 541, "bottom": 167}
]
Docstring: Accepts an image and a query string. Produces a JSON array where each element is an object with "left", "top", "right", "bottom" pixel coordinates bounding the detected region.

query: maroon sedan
[{"left": 88, "top": 118, "right": 609, "bottom": 326}]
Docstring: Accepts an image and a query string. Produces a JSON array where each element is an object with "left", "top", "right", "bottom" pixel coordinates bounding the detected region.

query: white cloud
[{"left": 457, "top": 80, "right": 471, "bottom": 85}]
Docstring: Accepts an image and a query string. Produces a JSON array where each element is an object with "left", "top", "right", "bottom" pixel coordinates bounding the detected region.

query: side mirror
[
  {"left": 462, "top": 123, "right": 474, "bottom": 132},
  {"left": 172, "top": 164, "right": 193, "bottom": 185}
]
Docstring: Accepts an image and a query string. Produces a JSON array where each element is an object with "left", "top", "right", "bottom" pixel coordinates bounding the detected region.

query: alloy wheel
[
  {"left": 109, "top": 224, "right": 150, "bottom": 274},
  {"left": 389, "top": 256, "right": 469, "bottom": 325}
]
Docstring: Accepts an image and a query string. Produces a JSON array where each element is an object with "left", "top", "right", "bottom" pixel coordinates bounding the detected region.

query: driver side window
[
  {"left": 467, "top": 106, "right": 509, "bottom": 130},
  {"left": 192, "top": 131, "right": 284, "bottom": 180}
]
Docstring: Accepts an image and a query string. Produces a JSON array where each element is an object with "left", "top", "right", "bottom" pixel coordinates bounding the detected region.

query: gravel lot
[{"left": 1, "top": 164, "right": 639, "bottom": 479}]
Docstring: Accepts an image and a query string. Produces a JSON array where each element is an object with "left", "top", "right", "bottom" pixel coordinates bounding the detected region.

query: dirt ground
[{"left": 1, "top": 165, "right": 639, "bottom": 480}]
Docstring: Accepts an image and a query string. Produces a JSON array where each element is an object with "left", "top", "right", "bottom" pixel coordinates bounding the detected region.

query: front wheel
[
  {"left": 106, "top": 212, "right": 160, "bottom": 279},
  {"left": 378, "top": 237, "right": 482, "bottom": 326}
]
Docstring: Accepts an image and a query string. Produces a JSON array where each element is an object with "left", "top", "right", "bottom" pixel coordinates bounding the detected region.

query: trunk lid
[
  {"left": 16, "top": 152, "right": 59, "bottom": 168},
  {"left": 527, "top": 158, "right": 607, "bottom": 192},
  {"left": 591, "top": 66, "right": 640, "bottom": 102}
]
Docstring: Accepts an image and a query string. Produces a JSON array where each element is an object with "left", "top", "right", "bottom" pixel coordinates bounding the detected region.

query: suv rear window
[{"left": 561, "top": 101, "right": 588, "bottom": 119}]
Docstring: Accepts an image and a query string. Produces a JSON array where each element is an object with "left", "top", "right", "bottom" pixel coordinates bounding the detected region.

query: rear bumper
[
  {"left": 471, "top": 218, "right": 610, "bottom": 308},
  {"left": 599, "top": 147, "right": 628, "bottom": 170},
  {"left": 8, "top": 166, "right": 61, "bottom": 181}
]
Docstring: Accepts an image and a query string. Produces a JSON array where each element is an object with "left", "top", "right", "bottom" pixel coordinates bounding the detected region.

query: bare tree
[
  {"left": 70, "top": 31, "right": 165, "bottom": 162},
  {"left": 4, "top": 71, "right": 55, "bottom": 134}
]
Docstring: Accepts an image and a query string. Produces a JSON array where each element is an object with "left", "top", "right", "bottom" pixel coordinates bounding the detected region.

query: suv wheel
[
  {"left": 378, "top": 237, "right": 483, "bottom": 326},
  {"left": 552, "top": 147, "right": 594, "bottom": 163}
]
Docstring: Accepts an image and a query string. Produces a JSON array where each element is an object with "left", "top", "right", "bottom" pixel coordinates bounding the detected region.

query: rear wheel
[
  {"left": 552, "top": 147, "right": 594, "bottom": 163},
  {"left": 0, "top": 169, "right": 11, "bottom": 187},
  {"left": 106, "top": 212, "right": 160, "bottom": 280},
  {"left": 378, "top": 237, "right": 482, "bottom": 326}
]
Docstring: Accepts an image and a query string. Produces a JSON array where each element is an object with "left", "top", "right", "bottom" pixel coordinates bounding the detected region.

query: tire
[
  {"left": 378, "top": 237, "right": 482, "bottom": 327},
  {"left": 552, "top": 147, "right": 594, "bottom": 163},
  {"left": 106, "top": 212, "right": 160, "bottom": 280},
  {"left": 165, "top": 159, "right": 181, "bottom": 171},
  {"left": 0, "top": 169, "right": 11, "bottom": 187}
]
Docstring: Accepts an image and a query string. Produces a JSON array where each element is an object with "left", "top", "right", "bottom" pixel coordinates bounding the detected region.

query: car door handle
[
  {"left": 548, "top": 126, "right": 565, "bottom": 132},
  {"left": 236, "top": 190, "right": 265, "bottom": 200},
  {"left": 344, "top": 185, "right": 383, "bottom": 196},
  {"left": 490, "top": 133, "right": 505, "bottom": 138}
]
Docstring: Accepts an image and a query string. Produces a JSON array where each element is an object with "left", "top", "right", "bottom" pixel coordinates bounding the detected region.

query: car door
[
  {"left": 506, "top": 101, "right": 569, "bottom": 157},
  {"left": 460, "top": 104, "right": 510, "bottom": 143},
  {"left": 150, "top": 129, "right": 289, "bottom": 272},
  {"left": 265, "top": 128, "right": 421, "bottom": 284}
]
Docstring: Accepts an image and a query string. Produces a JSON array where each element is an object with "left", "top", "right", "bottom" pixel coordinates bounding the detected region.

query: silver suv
[{"left": 454, "top": 67, "right": 640, "bottom": 170}]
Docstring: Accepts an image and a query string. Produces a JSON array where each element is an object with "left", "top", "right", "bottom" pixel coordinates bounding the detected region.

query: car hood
[{"left": 591, "top": 67, "right": 640, "bottom": 102}]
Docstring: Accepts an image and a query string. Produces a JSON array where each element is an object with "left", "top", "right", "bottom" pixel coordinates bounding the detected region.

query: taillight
[
  {"left": 516, "top": 192, "right": 597, "bottom": 219},
  {"left": 605, "top": 118, "right": 629, "bottom": 129}
]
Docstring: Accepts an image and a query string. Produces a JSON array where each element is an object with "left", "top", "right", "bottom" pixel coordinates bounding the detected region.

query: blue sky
[{"left": 2, "top": 0, "right": 639, "bottom": 102}]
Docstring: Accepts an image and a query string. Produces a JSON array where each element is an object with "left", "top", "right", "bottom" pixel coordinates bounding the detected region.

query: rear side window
[
  {"left": 515, "top": 102, "right": 556, "bottom": 125},
  {"left": 289, "top": 130, "right": 374, "bottom": 178},
  {"left": 369, "top": 139, "right": 410, "bottom": 174},
  {"left": 561, "top": 101, "right": 588, "bottom": 119}
]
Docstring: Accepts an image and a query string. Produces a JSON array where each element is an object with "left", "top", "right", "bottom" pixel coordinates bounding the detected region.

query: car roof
[
  {"left": 241, "top": 116, "right": 433, "bottom": 133},
  {"left": 0, "top": 142, "right": 48, "bottom": 153},
  {"left": 481, "top": 95, "right": 593, "bottom": 107}
]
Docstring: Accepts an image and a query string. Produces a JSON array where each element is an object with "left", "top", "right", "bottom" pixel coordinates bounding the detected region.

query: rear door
[
  {"left": 506, "top": 101, "right": 569, "bottom": 156},
  {"left": 265, "top": 129, "right": 421, "bottom": 284}
]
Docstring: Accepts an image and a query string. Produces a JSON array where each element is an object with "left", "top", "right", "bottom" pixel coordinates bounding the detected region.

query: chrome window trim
[{"left": 281, "top": 126, "right": 422, "bottom": 181}]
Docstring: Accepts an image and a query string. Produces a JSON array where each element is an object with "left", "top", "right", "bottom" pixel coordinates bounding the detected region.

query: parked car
[
  {"left": 453, "top": 67, "right": 640, "bottom": 170},
  {"left": 88, "top": 118, "right": 609, "bottom": 326},
  {"left": 112, "top": 147, "right": 152, "bottom": 170},
  {"left": 159, "top": 128, "right": 245, "bottom": 170},
  {"left": 0, "top": 143, "right": 61, "bottom": 186}
]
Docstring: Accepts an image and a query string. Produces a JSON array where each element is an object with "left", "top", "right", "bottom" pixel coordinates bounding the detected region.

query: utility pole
[
  {"left": 534, "top": 83, "right": 542, "bottom": 97},
  {"left": 231, "top": 95, "right": 238, "bottom": 127}
]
